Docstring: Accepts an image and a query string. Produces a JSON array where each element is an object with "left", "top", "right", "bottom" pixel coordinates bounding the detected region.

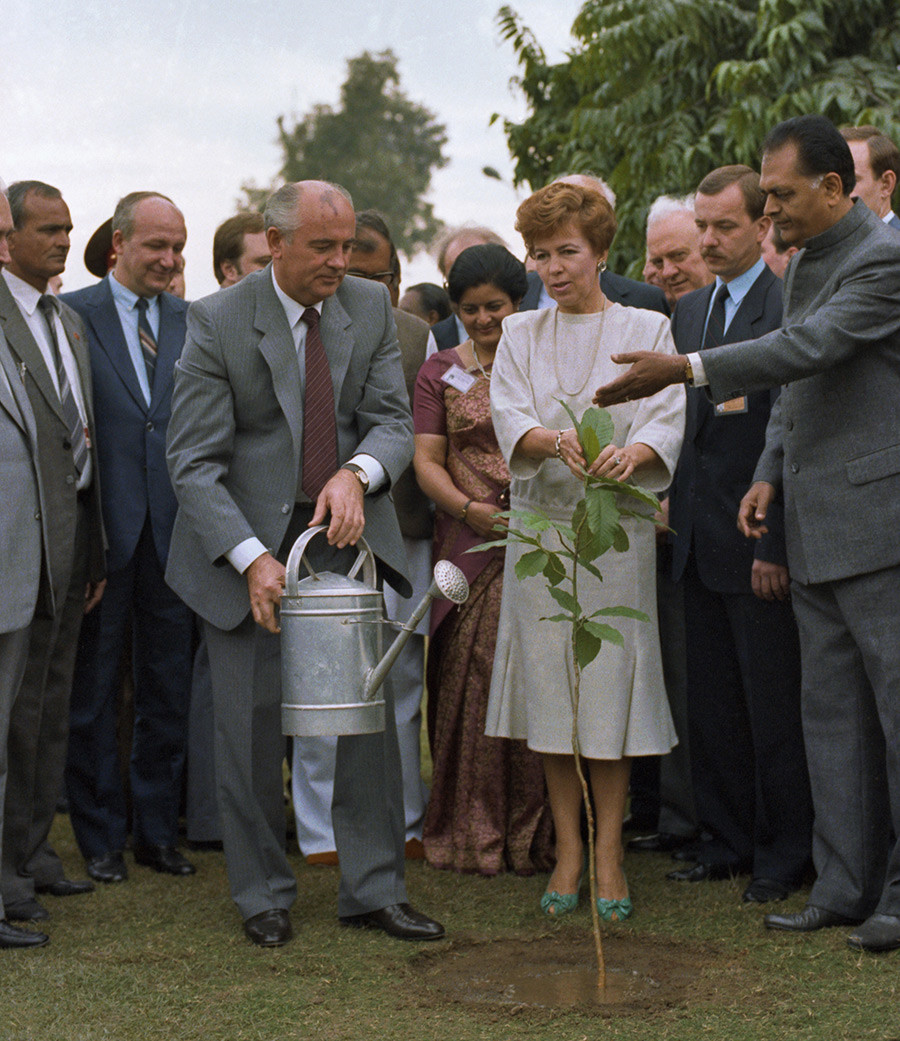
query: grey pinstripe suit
[{"left": 166, "top": 267, "right": 413, "bottom": 920}]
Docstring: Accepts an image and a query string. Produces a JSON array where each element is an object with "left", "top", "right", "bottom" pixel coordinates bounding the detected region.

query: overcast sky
[{"left": 2, "top": 0, "right": 579, "bottom": 298}]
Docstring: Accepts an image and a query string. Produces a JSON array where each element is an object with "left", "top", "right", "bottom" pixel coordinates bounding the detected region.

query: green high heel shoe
[
  {"left": 596, "top": 894, "right": 633, "bottom": 922},
  {"left": 541, "top": 866, "right": 585, "bottom": 917}
]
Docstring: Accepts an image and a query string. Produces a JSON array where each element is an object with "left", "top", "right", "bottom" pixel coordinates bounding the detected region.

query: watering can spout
[{"left": 365, "top": 560, "right": 469, "bottom": 699}]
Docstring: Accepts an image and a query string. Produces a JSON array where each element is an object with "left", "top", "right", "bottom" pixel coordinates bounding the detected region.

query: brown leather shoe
[
  {"left": 306, "top": 851, "right": 339, "bottom": 867},
  {"left": 404, "top": 838, "right": 425, "bottom": 860},
  {"left": 244, "top": 909, "right": 293, "bottom": 947}
]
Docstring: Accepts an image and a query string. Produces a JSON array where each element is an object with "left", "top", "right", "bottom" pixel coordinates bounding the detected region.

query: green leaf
[
  {"left": 584, "top": 484, "right": 620, "bottom": 557},
  {"left": 541, "top": 613, "right": 572, "bottom": 623},
  {"left": 575, "top": 624, "right": 603, "bottom": 669},
  {"left": 548, "top": 585, "right": 580, "bottom": 615},
  {"left": 543, "top": 554, "right": 567, "bottom": 586},
  {"left": 579, "top": 407, "right": 615, "bottom": 463},
  {"left": 590, "top": 606, "right": 649, "bottom": 622},
  {"left": 515, "top": 549, "right": 549, "bottom": 579},
  {"left": 581, "top": 424, "right": 601, "bottom": 465},
  {"left": 583, "top": 620, "right": 625, "bottom": 647},
  {"left": 612, "top": 524, "right": 630, "bottom": 552}
]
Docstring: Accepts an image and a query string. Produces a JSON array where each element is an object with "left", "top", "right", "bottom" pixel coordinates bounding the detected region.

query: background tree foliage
[
  {"left": 241, "top": 50, "right": 448, "bottom": 256},
  {"left": 497, "top": 0, "right": 900, "bottom": 276}
]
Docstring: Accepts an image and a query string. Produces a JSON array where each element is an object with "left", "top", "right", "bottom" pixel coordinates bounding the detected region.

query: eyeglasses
[{"left": 347, "top": 269, "right": 395, "bottom": 285}]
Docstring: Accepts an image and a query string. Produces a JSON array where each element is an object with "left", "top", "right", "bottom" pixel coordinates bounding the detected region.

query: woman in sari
[{"left": 413, "top": 244, "right": 551, "bottom": 875}]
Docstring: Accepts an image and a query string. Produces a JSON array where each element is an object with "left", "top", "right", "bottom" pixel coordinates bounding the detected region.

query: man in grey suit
[
  {"left": 594, "top": 115, "right": 900, "bottom": 953},
  {"left": 0, "top": 193, "right": 52, "bottom": 949},
  {"left": 0, "top": 182, "right": 104, "bottom": 926},
  {"left": 166, "top": 181, "right": 443, "bottom": 947}
]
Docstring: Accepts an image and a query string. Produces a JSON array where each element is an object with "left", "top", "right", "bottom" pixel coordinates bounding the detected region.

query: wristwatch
[
  {"left": 683, "top": 355, "right": 695, "bottom": 385},
  {"left": 340, "top": 462, "right": 370, "bottom": 493}
]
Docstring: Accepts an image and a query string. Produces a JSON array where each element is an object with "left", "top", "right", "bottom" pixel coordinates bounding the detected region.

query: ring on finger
[{"left": 614, "top": 455, "right": 622, "bottom": 466}]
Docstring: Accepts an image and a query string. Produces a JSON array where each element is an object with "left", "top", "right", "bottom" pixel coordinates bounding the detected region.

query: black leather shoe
[
  {"left": 133, "top": 845, "right": 196, "bottom": 876},
  {"left": 244, "top": 909, "right": 293, "bottom": 947},
  {"left": 628, "top": 832, "right": 695, "bottom": 854},
  {"left": 0, "top": 919, "right": 49, "bottom": 948},
  {"left": 86, "top": 852, "right": 128, "bottom": 883},
  {"left": 847, "top": 913, "right": 900, "bottom": 952},
  {"left": 5, "top": 898, "right": 49, "bottom": 922},
  {"left": 36, "top": 878, "right": 95, "bottom": 897},
  {"left": 743, "top": 878, "right": 796, "bottom": 903},
  {"left": 765, "top": 905, "right": 862, "bottom": 932},
  {"left": 339, "top": 902, "right": 445, "bottom": 941},
  {"left": 666, "top": 862, "right": 737, "bottom": 883}
]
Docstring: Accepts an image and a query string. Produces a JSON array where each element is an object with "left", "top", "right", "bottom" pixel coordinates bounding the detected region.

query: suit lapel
[
  {"left": 724, "top": 266, "right": 771, "bottom": 344},
  {"left": 84, "top": 281, "right": 149, "bottom": 413},
  {"left": 150, "top": 293, "right": 181, "bottom": 412},
  {"left": 0, "top": 335, "right": 33, "bottom": 438},
  {"left": 319, "top": 293, "right": 353, "bottom": 402},
  {"left": 255, "top": 276, "right": 304, "bottom": 463},
  {"left": 0, "top": 277, "right": 67, "bottom": 426}
]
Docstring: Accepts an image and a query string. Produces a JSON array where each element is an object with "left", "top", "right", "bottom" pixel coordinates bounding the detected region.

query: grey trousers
[
  {"left": 792, "top": 562, "right": 900, "bottom": 919},
  {"left": 204, "top": 516, "right": 407, "bottom": 921}
]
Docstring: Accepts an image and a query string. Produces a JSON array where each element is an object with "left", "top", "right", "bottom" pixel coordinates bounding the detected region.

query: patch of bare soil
[{"left": 411, "top": 931, "right": 747, "bottom": 1016}]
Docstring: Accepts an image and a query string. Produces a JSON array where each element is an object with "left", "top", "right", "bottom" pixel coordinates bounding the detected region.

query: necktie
[
  {"left": 300, "top": 307, "right": 338, "bottom": 500},
  {"left": 136, "top": 297, "right": 158, "bottom": 391},
  {"left": 703, "top": 283, "right": 730, "bottom": 349},
  {"left": 37, "top": 295, "right": 89, "bottom": 477}
]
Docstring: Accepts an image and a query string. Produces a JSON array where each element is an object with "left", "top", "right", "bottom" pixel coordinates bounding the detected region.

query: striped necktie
[
  {"left": 136, "top": 296, "right": 158, "bottom": 391},
  {"left": 37, "top": 295, "right": 89, "bottom": 477},
  {"left": 300, "top": 307, "right": 338, "bottom": 500},
  {"left": 703, "top": 283, "right": 731, "bottom": 349}
]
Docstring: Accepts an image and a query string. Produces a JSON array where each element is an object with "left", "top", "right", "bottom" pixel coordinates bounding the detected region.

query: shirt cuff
[
  {"left": 687, "top": 352, "right": 708, "bottom": 387},
  {"left": 226, "top": 537, "right": 268, "bottom": 574},
  {"left": 348, "top": 453, "right": 385, "bottom": 493}
]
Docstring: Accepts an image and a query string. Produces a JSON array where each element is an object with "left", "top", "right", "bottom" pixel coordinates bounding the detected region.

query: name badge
[
  {"left": 715, "top": 396, "right": 748, "bottom": 416},
  {"left": 441, "top": 364, "right": 477, "bottom": 393}
]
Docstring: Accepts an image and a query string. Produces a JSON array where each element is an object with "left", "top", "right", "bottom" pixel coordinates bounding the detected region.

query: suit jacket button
[
  {"left": 790, "top": 463, "right": 799, "bottom": 474},
  {"left": 63, "top": 438, "right": 72, "bottom": 450},
  {"left": 35, "top": 511, "right": 41, "bottom": 520},
  {"left": 146, "top": 421, "right": 154, "bottom": 431},
  {"left": 66, "top": 474, "right": 75, "bottom": 484},
  {"left": 281, "top": 503, "right": 291, "bottom": 514}
]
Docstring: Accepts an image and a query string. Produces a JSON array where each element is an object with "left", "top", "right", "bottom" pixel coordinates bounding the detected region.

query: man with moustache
[
  {"left": 62, "top": 192, "right": 196, "bottom": 885},
  {"left": 663, "top": 165, "right": 811, "bottom": 901},
  {"left": 166, "top": 181, "right": 443, "bottom": 947},
  {"left": 0, "top": 182, "right": 104, "bottom": 926},
  {"left": 594, "top": 115, "right": 900, "bottom": 953}
]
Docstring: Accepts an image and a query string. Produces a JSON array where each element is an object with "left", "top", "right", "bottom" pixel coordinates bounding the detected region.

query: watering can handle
[{"left": 283, "top": 525, "right": 377, "bottom": 596}]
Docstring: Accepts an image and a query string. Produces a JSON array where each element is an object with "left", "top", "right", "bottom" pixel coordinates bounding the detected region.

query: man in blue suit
[
  {"left": 664, "top": 166, "right": 812, "bottom": 901},
  {"left": 62, "top": 192, "right": 195, "bottom": 884}
]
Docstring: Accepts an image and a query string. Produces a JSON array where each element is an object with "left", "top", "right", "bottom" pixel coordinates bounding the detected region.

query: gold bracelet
[
  {"left": 683, "top": 356, "right": 694, "bottom": 385},
  {"left": 460, "top": 499, "right": 474, "bottom": 522},
  {"left": 555, "top": 430, "right": 563, "bottom": 459}
]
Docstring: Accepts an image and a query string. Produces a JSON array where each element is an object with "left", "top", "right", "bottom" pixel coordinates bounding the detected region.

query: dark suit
[
  {"left": 61, "top": 276, "right": 193, "bottom": 860},
  {"left": 431, "top": 312, "right": 465, "bottom": 352},
  {"left": 519, "top": 269, "right": 669, "bottom": 314},
  {"left": 0, "top": 276, "right": 104, "bottom": 906},
  {"left": 166, "top": 268, "right": 413, "bottom": 920},
  {"left": 669, "top": 264, "right": 812, "bottom": 882}
]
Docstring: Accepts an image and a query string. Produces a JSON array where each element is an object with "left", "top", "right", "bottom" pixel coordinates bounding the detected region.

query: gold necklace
[{"left": 552, "top": 299, "right": 608, "bottom": 397}]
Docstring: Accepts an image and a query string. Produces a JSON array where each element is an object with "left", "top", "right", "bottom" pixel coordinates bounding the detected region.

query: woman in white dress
[{"left": 487, "top": 182, "right": 686, "bottom": 921}]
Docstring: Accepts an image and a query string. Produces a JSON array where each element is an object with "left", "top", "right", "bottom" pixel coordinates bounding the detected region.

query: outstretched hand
[{"left": 592, "top": 352, "right": 687, "bottom": 407}]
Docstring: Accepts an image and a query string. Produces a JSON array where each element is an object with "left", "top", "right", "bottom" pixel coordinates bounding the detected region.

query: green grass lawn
[{"left": 1, "top": 815, "right": 897, "bottom": 1041}]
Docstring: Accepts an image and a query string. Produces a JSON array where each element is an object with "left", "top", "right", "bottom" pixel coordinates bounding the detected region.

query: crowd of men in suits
[{"left": 0, "top": 113, "right": 898, "bottom": 955}]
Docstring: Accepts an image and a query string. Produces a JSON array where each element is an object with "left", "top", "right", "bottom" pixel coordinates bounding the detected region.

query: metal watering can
[{"left": 280, "top": 525, "right": 469, "bottom": 737}]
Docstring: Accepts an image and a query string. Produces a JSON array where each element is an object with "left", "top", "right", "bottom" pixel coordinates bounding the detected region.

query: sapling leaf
[
  {"left": 541, "top": 613, "right": 573, "bottom": 623},
  {"left": 515, "top": 549, "right": 549, "bottom": 578},
  {"left": 612, "top": 525, "right": 630, "bottom": 552},
  {"left": 585, "top": 484, "right": 620, "bottom": 552},
  {"left": 583, "top": 620, "right": 625, "bottom": 646},
  {"left": 543, "top": 554, "right": 567, "bottom": 586},
  {"left": 575, "top": 624, "right": 603, "bottom": 668},
  {"left": 590, "top": 606, "right": 650, "bottom": 622},
  {"left": 580, "top": 408, "right": 615, "bottom": 463},
  {"left": 548, "top": 585, "right": 580, "bottom": 615}
]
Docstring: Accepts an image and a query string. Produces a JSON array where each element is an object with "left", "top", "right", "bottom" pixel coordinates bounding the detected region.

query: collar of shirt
[
  {"left": 708, "top": 256, "right": 766, "bottom": 333},
  {"left": 109, "top": 271, "right": 161, "bottom": 336},
  {"left": 2, "top": 267, "right": 45, "bottom": 316},
  {"left": 271, "top": 267, "right": 324, "bottom": 351},
  {"left": 883, "top": 210, "right": 897, "bottom": 225}
]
